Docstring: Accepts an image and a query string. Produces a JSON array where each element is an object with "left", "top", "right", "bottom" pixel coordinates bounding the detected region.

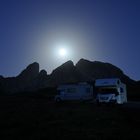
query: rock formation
[{"left": 0, "top": 59, "right": 137, "bottom": 94}]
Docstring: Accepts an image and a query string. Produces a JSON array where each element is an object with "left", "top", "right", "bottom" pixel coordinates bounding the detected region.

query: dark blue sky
[{"left": 0, "top": 0, "right": 140, "bottom": 80}]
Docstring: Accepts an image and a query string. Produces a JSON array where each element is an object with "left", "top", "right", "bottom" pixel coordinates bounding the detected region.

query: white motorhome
[
  {"left": 55, "top": 82, "right": 93, "bottom": 102},
  {"left": 95, "top": 78, "right": 127, "bottom": 104}
]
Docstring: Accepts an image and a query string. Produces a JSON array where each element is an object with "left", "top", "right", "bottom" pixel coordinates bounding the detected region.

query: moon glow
[{"left": 58, "top": 48, "right": 67, "bottom": 57}]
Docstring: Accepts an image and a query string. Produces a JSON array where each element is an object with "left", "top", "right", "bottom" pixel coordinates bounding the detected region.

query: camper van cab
[
  {"left": 95, "top": 78, "right": 127, "bottom": 104},
  {"left": 55, "top": 83, "right": 93, "bottom": 102}
]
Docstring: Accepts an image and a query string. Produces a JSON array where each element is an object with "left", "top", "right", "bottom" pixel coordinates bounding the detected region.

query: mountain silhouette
[
  {"left": 0, "top": 59, "right": 138, "bottom": 94},
  {"left": 76, "top": 59, "right": 134, "bottom": 84},
  {"left": 46, "top": 60, "right": 86, "bottom": 86},
  {"left": 0, "top": 62, "right": 41, "bottom": 93}
]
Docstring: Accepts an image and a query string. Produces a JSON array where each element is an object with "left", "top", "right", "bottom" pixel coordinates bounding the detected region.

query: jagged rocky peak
[
  {"left": 51, "top": 60, "right": 74, "bottom": 73},
  {"left": 76, "top": 58, "right": 91, "bottom": 64},
  {"left": 39, "top": 69, "right": 47, "bottom": 77},
  {"left": 17, "top": 62, "right": 39, "bottom": 80},
  {"left": 76, "top": 58, "right": 124, "bottom": 79},
  {"left": 77, "top": 58, "right": 123, "bottom": 72},
  {"left": 59, "top": 60, "right": 74, "bottom": 68},
  {"left": 76, "top": 58, "right": 103, "bottom": 68},
  {"left": 0, "top": 75, "right": 4, "bottom": 79},
  {"left": 76, "top": 58, "right": 122, "bottom": 70},
  {"left": 48, "top": 60, "right": 85, "bottom": 85}
]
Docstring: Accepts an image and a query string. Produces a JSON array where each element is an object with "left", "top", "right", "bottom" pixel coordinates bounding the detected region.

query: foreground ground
[{"left": 0, "top": 93, "right": 140, "bottom": 140}]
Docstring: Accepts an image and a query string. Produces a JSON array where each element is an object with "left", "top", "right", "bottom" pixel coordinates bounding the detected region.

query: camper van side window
[
  {"left": 86, "top": 88, "right": 90, "bottom": 93},
  {"left": 67, "top": 88, "right": 76, "bottom": 93},
  {"left": 120, "top": 88, "right": 123, "bottom": 93}
]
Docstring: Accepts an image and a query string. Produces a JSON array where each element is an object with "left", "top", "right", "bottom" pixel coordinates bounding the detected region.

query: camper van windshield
[{"left": 97, "top": 88, "right": 118, "bottom": 95}]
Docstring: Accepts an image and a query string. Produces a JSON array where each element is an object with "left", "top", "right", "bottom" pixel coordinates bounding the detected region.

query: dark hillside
[{"left": 0, "top": 93, "right": 140, "bottom": 139}]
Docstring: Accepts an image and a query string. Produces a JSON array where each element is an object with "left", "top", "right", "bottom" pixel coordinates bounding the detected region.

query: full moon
[{"left": 58, "top": 48, "right": 67, "bottom": 57}]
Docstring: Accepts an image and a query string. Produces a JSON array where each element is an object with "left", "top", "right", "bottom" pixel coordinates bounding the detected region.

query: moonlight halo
[
  {"left": 52, "top": 41, "right": 74, "bottom": 62},
  {"left": 58, "top": 48, "right": 67, "bottom": 57}
]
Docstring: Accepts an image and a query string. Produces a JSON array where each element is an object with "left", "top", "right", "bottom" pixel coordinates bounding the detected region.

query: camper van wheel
[
  {"left": 80, "top": 98, "right": 85, "bottom": 103},
  {"left": 108, "top": 101, "right": 117, "bottom": 107},
  {"left": 55, "top": 98, "right": 61, "bottom": 103},
  {"left": 96, "top": 100, "right": 101, "bottom": 106}
]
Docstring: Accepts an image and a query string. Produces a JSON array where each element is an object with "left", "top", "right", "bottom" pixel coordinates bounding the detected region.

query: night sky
[{"left": 0, "top": 0, "right": 140, "bottom": 80}]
